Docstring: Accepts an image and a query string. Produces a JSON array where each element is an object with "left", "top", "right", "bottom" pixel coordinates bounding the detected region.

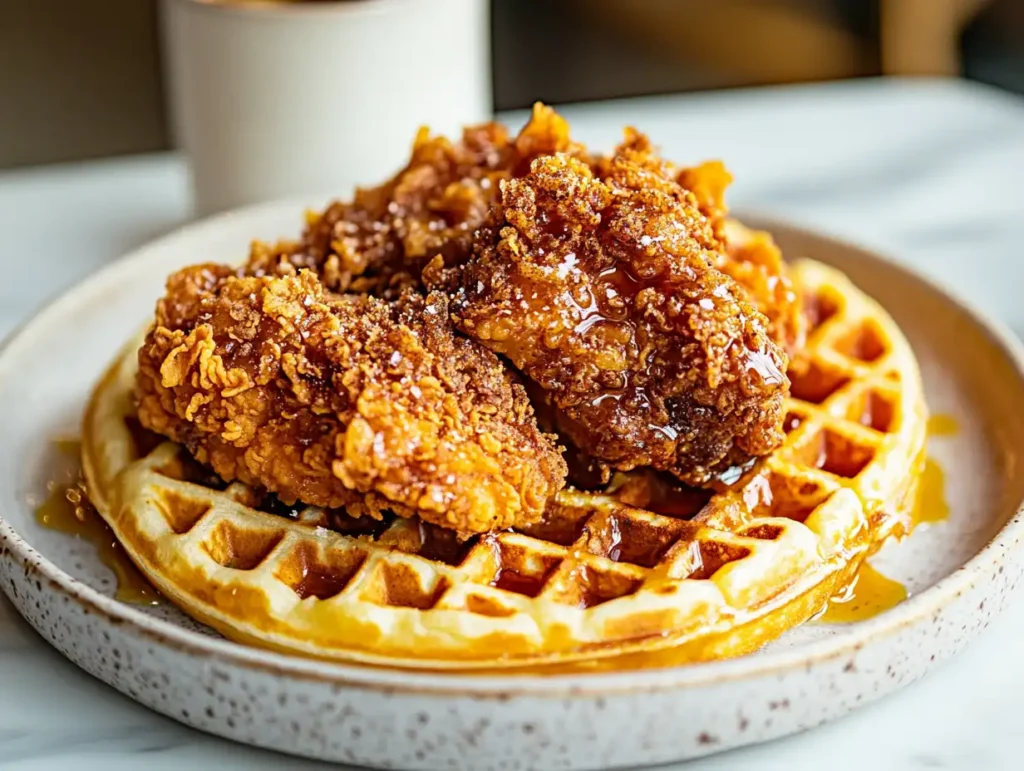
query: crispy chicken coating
[
  {"left": 433, "top": 146, "right": 789, "bottom": 487},
  {"left": 676, "top": 161, "right": 806, "bottom": 355},
  {"left": 244, "top": 104, "right": 804, "bottom": 358},
  {"left": 246, "top": 104, "right": 586, "bottom": 296},
  {"left": 135, "top": 266, "right": 567, "bottom": 534}
]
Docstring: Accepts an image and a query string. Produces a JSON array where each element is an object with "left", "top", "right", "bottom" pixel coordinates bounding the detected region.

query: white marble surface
[{"left": 0, "top": 77, "right": 1023, "bottom": 769}]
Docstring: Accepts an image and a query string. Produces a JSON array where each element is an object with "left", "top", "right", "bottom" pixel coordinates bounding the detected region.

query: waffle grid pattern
[{"left": 83, "top": 259, "right": 927, "bottom": 668}]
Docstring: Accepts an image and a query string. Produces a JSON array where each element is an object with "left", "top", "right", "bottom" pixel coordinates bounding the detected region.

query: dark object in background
[
  {"left": 492, "top": 0, "right": 1024, "bottom": 109},
  {"left": 0, "top": 0, "right": 1021, "bottom": 168},
  {"left": 492, "top": 0, "right": 880, "bottom": 110},
  {"left": 962, "top": 0, "right": 1024, "bottom": 95},
  {"left": 0, "top": 0, "right": 167, "bottom": 168}
]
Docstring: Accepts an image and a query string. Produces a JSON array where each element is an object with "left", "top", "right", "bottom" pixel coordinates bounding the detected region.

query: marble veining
[{"left": 1, "top": 78, "right": 1023, "bottom": 770}]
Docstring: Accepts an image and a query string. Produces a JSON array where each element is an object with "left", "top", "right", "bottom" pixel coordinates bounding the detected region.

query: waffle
[{"left": 81, "top": 259, "right": 927, "bottom": 670}]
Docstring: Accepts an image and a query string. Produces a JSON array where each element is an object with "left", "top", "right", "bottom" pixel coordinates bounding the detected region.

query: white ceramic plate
[{"left": 2, "top": 201, "right": 1023, "bottom": 771}]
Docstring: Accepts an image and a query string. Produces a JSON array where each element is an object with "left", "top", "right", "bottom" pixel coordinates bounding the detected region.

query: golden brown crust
[
  {"left": 145, "top": 107, "right": 799, "bottom": 504},
  {"left": 675, "top": 160, "right": 733, "bottom": 243},
  {"left": 246, "top": 104, "right": 587, "bottom": 296},
  {"left": 135, "top": 266, "right": 566, "bottom": 534},
  {"left": 676, "top": 161, "right": 806, "bottom": 355},
  {"left": 434, "top": 144, "right": 789, "bottom": 487},
  {"left": 88, "top": 257, "right": 927, "bottom": 667},
  {"left": 244, "top": 106, "right": 805, "bottom": 361},
  {"left": 720, "top": 222, "right": 806, "bottom": 357}
]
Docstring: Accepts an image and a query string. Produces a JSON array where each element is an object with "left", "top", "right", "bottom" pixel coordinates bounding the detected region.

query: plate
[{"left": 1, "top": 200, "right": 1023, "bottom": 771}]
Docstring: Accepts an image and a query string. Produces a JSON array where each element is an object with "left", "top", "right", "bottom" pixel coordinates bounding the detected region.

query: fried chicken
[
  {"left": 243, "top": 104, "right": 804, "bottom": 360},
  {"left": 246, "top": 104, "right": 587, "bottom": 297},
  {"left": 153, "top": 107, "right": 799, "bottom": 499},
  {"left": 432, "top": 145, "right": 789, "bottom": 488},
  {"left": 676, "top": 161, "right": 806, "bottom": 355},
  {"left": 135, "top": 266, "right": 567, "bottom": 534}
]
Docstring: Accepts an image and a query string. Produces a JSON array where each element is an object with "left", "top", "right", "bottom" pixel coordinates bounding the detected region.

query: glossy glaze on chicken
[{"left": 136, "top": 105, "right": 805, "bottom": 535}]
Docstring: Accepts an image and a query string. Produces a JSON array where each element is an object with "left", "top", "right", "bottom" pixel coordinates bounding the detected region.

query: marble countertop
[{"left": 1, "top": 78, "right": 1023, "bottom": 770}]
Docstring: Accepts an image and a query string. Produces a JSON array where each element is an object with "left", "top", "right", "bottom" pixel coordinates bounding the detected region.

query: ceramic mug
[{"left": 160, "top": 0, "right": 492, "bottom": 217}]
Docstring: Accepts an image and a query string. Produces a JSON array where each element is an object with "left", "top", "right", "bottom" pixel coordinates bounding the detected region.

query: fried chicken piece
[
  {"left": 246, "top": 104, "right": 587, "bottom": 296},
  {"left": 676, "top": 161, "right": 806, "bottom": 355},
  {"left": 433, "top": 148, "right": 789, "bottom": 487},
  {"left": 135, "top": 266, "right": 567, "bottom": 534},
  {"left": 720, "top": 219, "right": 806, "bottom": 356},
  {"left": 674, "top": 160, "right": 733, "bottom": 244}
]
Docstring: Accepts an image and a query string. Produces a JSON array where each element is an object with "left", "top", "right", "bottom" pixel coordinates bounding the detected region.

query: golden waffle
[{"left": 82, "top": 259, "right": 927, "bottom": 670}]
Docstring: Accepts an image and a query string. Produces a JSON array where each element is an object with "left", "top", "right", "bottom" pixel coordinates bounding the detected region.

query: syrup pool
[
  {"left": 821, "top": 412, "right": 957, "bottom": 624},
  {"left": 35, "top": 439, "right": 160, "bottom": 606}
]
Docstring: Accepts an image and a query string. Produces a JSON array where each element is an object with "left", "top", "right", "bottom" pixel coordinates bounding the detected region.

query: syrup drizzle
[
  {"left": 31, "top": 405, "right": 960, "bottom": 660},
  {"left": 819, "top": 562, "right": 907, "bottom": 624},
  {"left": 606, "top": 470, "right": 712, "bottom": 519},
  {"left": 820, "top": 412, "right": 957, "bottom": 624},
  {"left": 35, "top": 439, "right": 161, "bottom": 606},
  {"left": 912, "top": 413, "right": 956, "bottom": 529},
  {"left": 912, "top": 458, "right": 949, "bottom": 528},
  {"left": 491, "top": 568, "right": 547, "bottom": 598},
  {"left": 927, "top": 413, "right": 959, "bottom": 438}
]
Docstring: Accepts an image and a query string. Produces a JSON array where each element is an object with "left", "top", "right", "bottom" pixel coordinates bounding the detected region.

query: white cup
[{"left": 160, "top": 0, "right": 492, "bottom": 217}]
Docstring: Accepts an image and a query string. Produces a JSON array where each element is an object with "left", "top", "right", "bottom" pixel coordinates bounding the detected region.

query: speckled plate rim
[{"left": 2, "top": 198, "right": 1023, "bottom": 698}]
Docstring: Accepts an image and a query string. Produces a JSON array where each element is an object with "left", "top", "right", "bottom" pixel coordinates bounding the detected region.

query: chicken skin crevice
[{"left": 135, "top": 266, "right": 567, "bottom": 534}]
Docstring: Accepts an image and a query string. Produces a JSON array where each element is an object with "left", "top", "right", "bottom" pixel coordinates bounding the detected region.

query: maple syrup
[
  {"left": 927, "top": 413, "right": 959, "bottom": 438},
  {"left": 123, "top": 416, "right": 164, "bottom": 458},
  {"left": 416, "top": 520, "right": 476, "bottom": 566},
  {"left": 491, "top": 567, "right": 547, "bottom": 598},
  {"left": 607, "top": 470, "right": 712, "bottom": 519},
  {"left": 782, "top": 410, "right": 804, "bottom": 433},
  {"left": 911, "top": 457, "right": 949, "bottom": 528},
  {"left": 291, "top": 565, "right": 353, "bottom": 601},
  {"left": 819, "top": 561, "right": 907, "bottom": 624},
  {"left": 907, "top": 413, "right": 955, "bottom": 529},
  {"left": 604, "top": 515, "right": 674, "bottom": 568},
  {"left": 814, "top": 412, "right": 957, "bottom": 624},
  {"left": 35, "top": 440, "right": 161, "bottom": 606}
]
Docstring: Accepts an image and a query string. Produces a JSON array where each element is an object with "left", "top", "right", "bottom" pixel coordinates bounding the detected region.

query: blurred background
[{"left": 2, "top": 0, "right": 1023, "bottom": 169}]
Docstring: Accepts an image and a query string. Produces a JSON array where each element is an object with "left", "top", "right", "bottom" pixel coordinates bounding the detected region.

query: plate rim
[{"left": 2, "top": 197, "right": 1023, "bottom": 697}]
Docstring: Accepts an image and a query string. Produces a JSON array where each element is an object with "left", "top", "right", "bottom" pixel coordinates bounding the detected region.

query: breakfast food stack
[{"left": 82, "top": 106, "right": 926, "bottom": 670}]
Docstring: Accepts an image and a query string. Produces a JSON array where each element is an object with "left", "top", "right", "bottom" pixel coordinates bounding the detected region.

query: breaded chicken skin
[
  {"left": 245, "top": 104, "right": 587, "bottom": 297},
  {"left": 676, "top": 160, "right": 806, "bottom": 356},
  {"left": 135, "top": 265, "right": 566, "bottom": 534},
  {"left": 433, "top": 144, "right": 789, "bottom": 487}
]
